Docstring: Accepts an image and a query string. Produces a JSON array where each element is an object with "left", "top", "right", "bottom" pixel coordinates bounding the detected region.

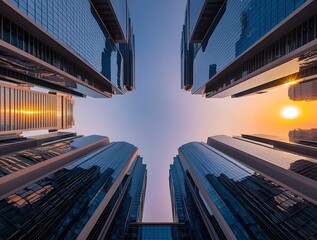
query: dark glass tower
[
  {"left": 0, "top": 0, "right": 135, "bottom": 98},
  {"left": 171, "top": 140, "right": 317, "bottom": 239},
  {"left": 0, "top": 137, "right": 147, "bottom": 239},
  {"left": 181, "top": 0, "right": 317, "bottom": 98},
  {"left": 105, "top": 156, "right": 147, "bottom": 239}
]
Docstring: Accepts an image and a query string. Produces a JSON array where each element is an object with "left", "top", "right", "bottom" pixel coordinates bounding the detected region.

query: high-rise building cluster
[
  {"left": 0, "top": 1, "right": 146, "bottom": 239},
  {"left": 0, "top": 133, "right": 147, "bottom": 239},
  {"left": 0, "top": 0, "right": 317, "bottom": 239},
  {"left": 0, "top": 0, "right": 136, "bottom": 138}
]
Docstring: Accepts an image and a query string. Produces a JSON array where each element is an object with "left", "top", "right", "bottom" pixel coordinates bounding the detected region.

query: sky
[{"left": 70, "top": 0, "right": 317, "bottom": 222}]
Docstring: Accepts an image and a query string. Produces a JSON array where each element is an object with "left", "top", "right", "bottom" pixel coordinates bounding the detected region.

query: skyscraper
[
  {"left": 171, "top": 138, "right": 317, "bottom": 239},
  {"left": 0, "top": 137, "right": 147, "bottom": 239},
  {"left": 289, "top": 79, "right": 317, "bottom": 101},
  {"left": 0, "top": 81, "right": 74, "bottom": 138},
  {"left": 181, "top": 0, "right": 317, "bottom": 98},
  {"left": 0, "top": 0, "right": 135, "bottom": 98},
  {"left": 289, "top": 128, "right": 317, "bottom": 144},
  {"left": 105, "top": 156, "right": 147, "bottom": 239}
]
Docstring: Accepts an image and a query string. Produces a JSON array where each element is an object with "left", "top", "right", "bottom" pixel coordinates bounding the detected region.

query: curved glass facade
[
  {"left": 192, "top": 0, "right": 306, "bottom": 92},
  {"left": 9, "top": 0, "right": 124, "bottom": 89},
  {"left": 179, "top": 141, "right": 317, "bottom": 239}
]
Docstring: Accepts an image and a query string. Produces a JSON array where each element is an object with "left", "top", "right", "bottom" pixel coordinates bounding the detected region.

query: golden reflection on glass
[{"left": 284, "top": 81, "right": 298, "bottom": 87}]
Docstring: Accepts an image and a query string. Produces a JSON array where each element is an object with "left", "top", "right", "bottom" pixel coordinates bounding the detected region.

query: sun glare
[
  {"left": 281, "top": 106, "right": 300, "bottom": 119},
  {"left": 284, "top": 81, "right": 298, "bottom": 87}
]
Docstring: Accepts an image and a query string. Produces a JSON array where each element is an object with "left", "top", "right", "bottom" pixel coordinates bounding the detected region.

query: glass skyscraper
[
  {"left": 0, "top": 82, "right": 74, "bottom": 137},
  {"left": 0, "top": 136, "right": 147, "bottom": 239},
  {"left": 181, "top": 0, "right": 317, "bottom": 98},
  {"left": 0, "top": 0, "right": 135, "bottom": 98},
  {"left": 288, "top": 79, "right": 317, "bottom": 101},
  {"left": 170, "top": 139, "right": 317, "bottom": 239},
  {"left": 289, "top": 128, "right": 317, "bottom": 144}
]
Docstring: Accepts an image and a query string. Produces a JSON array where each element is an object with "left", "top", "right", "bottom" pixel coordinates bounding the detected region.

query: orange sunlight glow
[
  {"left": 284, "top": 81, "right": 298, "bottom": 87},
  {"left": 281, "top": 106, "right": 300, "bottom": 119}
]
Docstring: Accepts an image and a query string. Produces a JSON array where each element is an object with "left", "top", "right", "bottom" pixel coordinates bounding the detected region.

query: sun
[{"left": 281, "top": 106, "right": 300, "bottom": 119}]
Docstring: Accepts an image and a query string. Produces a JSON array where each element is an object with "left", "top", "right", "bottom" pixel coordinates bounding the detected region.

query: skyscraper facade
[
  {"left": 0, "top": 82, "right": 74, "bottom": 137},
  {"left": 171, "top": 139, "right": 317, "bottom": 239},
  {"left": 0, "top": 0, "right": 135, "bottom": 98},
  {"left": 289, "top": 128, "right": 317, "bottom": 144},
  {"left": 105, "top": 156, "right": 147, "bottom": 239},
  {"left": 289, "top": 79, "right": 317, "bottom": 101},
  {"left": 0, "top": 137, "right": 147, "bottom": 239},
  {"left": 181, "top": 0, "right": 317, "bottom": 98}
]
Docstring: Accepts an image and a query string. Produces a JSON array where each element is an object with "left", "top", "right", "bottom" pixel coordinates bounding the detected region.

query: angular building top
[
  {"left": 181, "top": 0, "right": 317, "bottom": 98},
  {"left": 0, "top": 0, "right": 135, "bottom": 98},
  {"left": 173, "top": 140, "right": 317, "bottom": 239}
]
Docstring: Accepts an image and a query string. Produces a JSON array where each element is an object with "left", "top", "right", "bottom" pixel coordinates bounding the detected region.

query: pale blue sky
[{"left": 71, "top": 0, "right": 317, "bottom": 221}]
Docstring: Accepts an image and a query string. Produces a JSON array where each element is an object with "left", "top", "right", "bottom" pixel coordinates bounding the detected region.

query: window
[
  {"left": 308, "top": 17, "right": 315, "bottom": 42},
  {"left": 0, "top": 15, "right": 2, "bottom": 39},
  {"left": 3, "top": 17, "right": 10, "bottom": 43},
  {"left": 17, "top": 27, "right": 23, "bottom": 49}
]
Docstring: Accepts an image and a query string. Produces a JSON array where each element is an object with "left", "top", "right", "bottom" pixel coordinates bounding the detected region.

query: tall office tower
[
  {"left": 171, "top": 139, "right": 317, "bottom": 239},
  {"left": 289, "top": 79, "right": 317, "bottom": 101},
  {"left": 169, "top": 157, "right": 216, "bottom": 239},
  {"left": 289, "top": 128, "right": 317, "bottom": 144},
  {"left": 181, "top": 0, "right": 317, "bottom": 98},
  {"left": 0, "top": 138, "right": 147, "bottom": 239},
  {"left": 0, "top": 0, "right": 135, "bottom": 98},
  {"left": 105, "top": 156, "right": 147, "bottom": 239},
  {"left": 0, "top": 82, "right": 74, "bottom": 138}
]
